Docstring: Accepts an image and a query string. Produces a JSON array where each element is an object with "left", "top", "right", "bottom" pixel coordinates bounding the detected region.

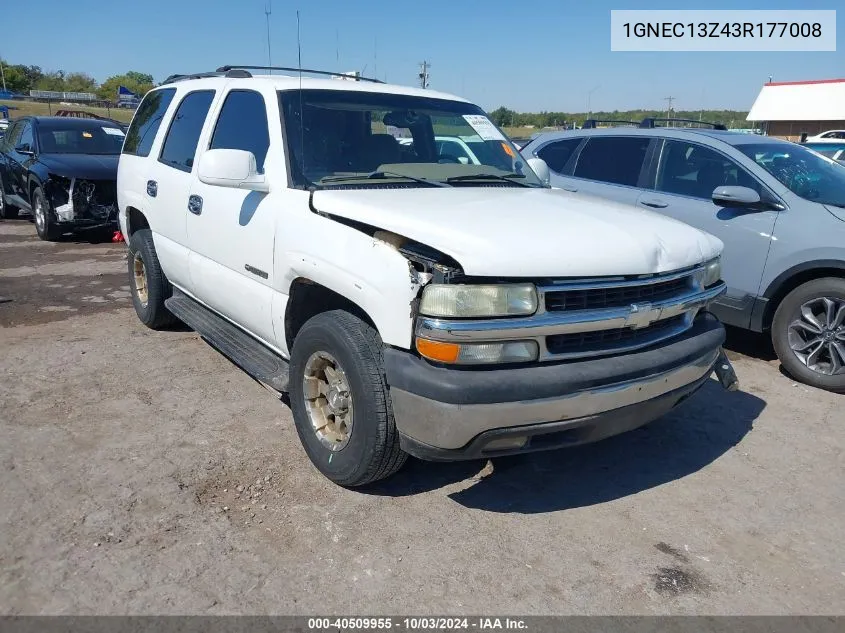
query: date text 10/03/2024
[{"left": 307, "top": 618, "right": 528, "bottom": 630}]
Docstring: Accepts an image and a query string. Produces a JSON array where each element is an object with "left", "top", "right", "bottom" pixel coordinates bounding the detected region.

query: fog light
[{"left": 484, "top": 436, "right": 529, "bottom": 451}]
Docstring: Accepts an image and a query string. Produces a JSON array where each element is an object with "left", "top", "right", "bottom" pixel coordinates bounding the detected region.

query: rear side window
[
  {"left": 209, "top": 90, "right": 270, "bottom": 172},
  {"left": 159, "top": 90, "right": 215, "bottom": 172},
  {"left": 123, "top": 88, "right": 176, "bottom": 157},
  {"left": 573, "top": 136, "right": 650, "bottom": 186},
  {"left": 537, "top": 138, "right": 582, "bottom": 173}
]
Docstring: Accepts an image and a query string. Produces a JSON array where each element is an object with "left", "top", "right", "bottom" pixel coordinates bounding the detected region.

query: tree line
[
  {"left": 0, "top": 59, "right": 154, "bottom": 101},
  {"left": 489, "top": 106, "right": 753, "bottom": 129}
]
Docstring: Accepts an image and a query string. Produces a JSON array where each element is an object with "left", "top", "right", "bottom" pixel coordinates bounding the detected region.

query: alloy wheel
[
  {"left": 787, "top": 296, "right": 845, "bottom": 376},
  {"left": 302, "top": 351, "right": 354, "bottom": 451},
  {"left": 34, "top": 196, "right": 45, "bottom": 232},
  {"left": 133, "top": 252, "right": 149, "bottom": 306}
]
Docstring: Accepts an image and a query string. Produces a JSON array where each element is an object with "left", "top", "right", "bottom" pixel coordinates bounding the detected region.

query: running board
[{"left": 165, "top": 290, "right": 289, "bottom": 392}]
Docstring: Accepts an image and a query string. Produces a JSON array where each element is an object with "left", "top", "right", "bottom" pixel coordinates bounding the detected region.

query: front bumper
[{"left": 386, "top": 313, "right": 727, "bottom": 461}]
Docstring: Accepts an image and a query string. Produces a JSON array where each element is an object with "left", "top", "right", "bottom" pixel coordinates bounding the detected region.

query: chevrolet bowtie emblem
[{"left": 625, "top": 302, "right": 659, "bottom": 329}]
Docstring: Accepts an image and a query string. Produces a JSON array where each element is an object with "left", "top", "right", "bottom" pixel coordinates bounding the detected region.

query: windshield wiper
[
  {"left": 320, "top": 171, "right": 451, "bottom": 188},
  {"left": 446, "top": 173, "right": 533, "bottom": 187}
]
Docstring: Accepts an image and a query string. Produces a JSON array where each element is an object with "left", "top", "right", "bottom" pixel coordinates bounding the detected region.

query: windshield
[
  {"left": 737, "top": 142, "right": 845, "bottom": 207},
  {"left": 37, "top": 123, "right": 125, "bottom": 155},
  {"left": 278, "top": 89, "right": 542, "bottom": 188}
]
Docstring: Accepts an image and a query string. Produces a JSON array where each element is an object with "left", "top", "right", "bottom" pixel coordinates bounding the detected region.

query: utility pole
[
  {"left": 418, "top": 61, "right": 430, "bottom": 89},
  {"left": 664, "top": 96, "right": 675, "bottom": 125},
  {"left": 264, "top": 1, "right": 272, "bottom": 69},
  {"left": 586, "top": 85, "right": 600, "bottom": 119},
  {"left": 0, "top": 56, "right": 6, "bottom": 92}
]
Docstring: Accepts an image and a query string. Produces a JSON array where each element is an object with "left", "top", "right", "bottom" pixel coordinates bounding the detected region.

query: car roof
[
  {"left": 526, "top": 126, "right": 791, "bottom": 149},
  {"left": 156, "top": 73, "right": 470, "bottom": 104},
  {"left": 26, "top": 116, "right": 124, "bottom": 128}
]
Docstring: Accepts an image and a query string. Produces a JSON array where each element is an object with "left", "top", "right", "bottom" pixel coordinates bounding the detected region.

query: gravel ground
[{"left": 0, "top": 218, "right": 843, "bottom": 615}]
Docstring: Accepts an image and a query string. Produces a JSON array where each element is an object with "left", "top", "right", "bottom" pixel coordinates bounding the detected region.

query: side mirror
[
  {"left": 198, "top": 149, "right": 269, "bottom": 193},
  {"left": 526, "top": 157, "right": 551, "bottom": 186},
  {"left": 712, "top": 186, "right": 761, "bottom": 209},
  {"left": 15, "top": 143, "right": 34, "bottom": 155}
]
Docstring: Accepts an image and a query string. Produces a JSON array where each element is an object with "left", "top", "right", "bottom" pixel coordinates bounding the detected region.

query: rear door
[
  {"left": 186, "top": 87, "right": 278, "bottom": 344},
  {"left": 637, "top": 138, "right": 780, "bottom": 327},
  {"left": 557, "top": 135, "right": 654, "bottom": 204}
]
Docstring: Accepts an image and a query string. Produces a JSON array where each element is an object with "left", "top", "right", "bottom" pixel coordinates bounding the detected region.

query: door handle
[
  {"left": 560, "top": 186, "right": 578, "bottom": 192},
  {"left": 146, "top": 180, "right": 158, "bottom": 197},
  {"left": 188, "top": 195, "right": 203, "bottom": 215},
  {"left": 639, "top": 198, "right": 668, "bottom": 209}
]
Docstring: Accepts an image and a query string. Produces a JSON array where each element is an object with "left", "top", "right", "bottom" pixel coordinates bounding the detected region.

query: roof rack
[
  {"left": 217, "top": 65, "right": 384, "bottom": 83},
  {"left": 639, "top": 117, "right": 727, "bottom": 131},
  {"left": 161, "top": 69, "right": 252, "bottom": 85},
  {"left": 582, "top": 119, "right": 640, "bottom": 129}
]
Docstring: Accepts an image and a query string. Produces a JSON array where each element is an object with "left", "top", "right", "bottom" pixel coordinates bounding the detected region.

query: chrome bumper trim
[{"left": 391, "top": 348, "right": 720, "bottom": 450}]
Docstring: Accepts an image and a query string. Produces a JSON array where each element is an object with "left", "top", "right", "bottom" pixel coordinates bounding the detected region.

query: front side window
[
  {"left": 573, "top": 136, "right": 649, "bottom": 186},
  {"left": 158, "top": 90, "right": 215, "bottom": 172},
  {"left": 655, "top": 140, "right": 761, "bottom": 200},
  {"left": 278, "top": 90, "right": 540, "bottom": 189},
  {"left": 209, "top": 90, "right": 270, "bottom": 172},
  {"left": 536, "top": 138, "right": 582, "bottom": 174},
  {"left": 737, "top": 142, "right": 845, "bottom": 208},
  {"left": 123, "top": 88, "right": 176, "bottom": 157},
  {"left": 18, "top": 123, "right": 34, "bottom": 151},
  {"left": 37, "top": 124, "right": 125, "bottom": 155}
]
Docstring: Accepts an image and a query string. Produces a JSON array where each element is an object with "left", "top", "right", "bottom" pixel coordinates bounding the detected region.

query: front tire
[
  {"left": 32, "top": 187, "right": 60, "bottom": 240},
  {"left": 772, "top": 277, "right": 845, "bottom": 393},
  {"left": 289, "top": 310, "right": 407, "bottom": 486},
  {"left": 128, "top": 229, "right": 179, "bottom": 330}
]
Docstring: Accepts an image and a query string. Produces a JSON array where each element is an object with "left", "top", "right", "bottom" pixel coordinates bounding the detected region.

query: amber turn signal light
[{"left": 416, "top": 338, "right": 460, "bottom": 363}]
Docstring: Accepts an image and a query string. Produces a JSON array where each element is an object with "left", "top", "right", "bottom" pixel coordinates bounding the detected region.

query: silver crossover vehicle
[{"left": 522, "top": 120, "right": 845, "bottom": 392}]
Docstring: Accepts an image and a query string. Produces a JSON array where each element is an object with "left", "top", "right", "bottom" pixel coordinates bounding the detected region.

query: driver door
[{"left": 637, "top": 138, "right": 779, "bottom": 327}]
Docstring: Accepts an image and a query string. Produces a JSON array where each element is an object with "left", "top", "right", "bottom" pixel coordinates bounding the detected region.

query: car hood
[
  {"left": 39, "top": 153, "right": 119, "bottom": 180},
  {"left": 312, "top": 187, "right": 723, "bottom": 277}
]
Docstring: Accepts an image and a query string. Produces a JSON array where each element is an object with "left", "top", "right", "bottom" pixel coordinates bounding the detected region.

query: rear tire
[
  {"left": 32, "top": 186, "right": 61, "bottom": 241},
  {"left": 772, "top": 277, "right": 845, "bottom": 393},
  {"left": 289, "top": 310, "right": 407, "bottom": 486},
  {"left": 128, "top": 228, "right": 179, "bottom": 330}
]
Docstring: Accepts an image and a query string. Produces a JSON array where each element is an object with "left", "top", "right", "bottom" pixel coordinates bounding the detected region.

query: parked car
[
  {"left": 117, "top": 66, "right": 736, "bottom": 486},
  {"left": 0, "top": 116, "right": 123, "bottom": 237},
  {"left": 521, "top": 123, "right": 845, "bottom": 392},
  {"left": 805, "top": 130, "right": 845, "bottom": 143},
  {"left": 804, "top": 141, "right": 845, "bottom": 165}
]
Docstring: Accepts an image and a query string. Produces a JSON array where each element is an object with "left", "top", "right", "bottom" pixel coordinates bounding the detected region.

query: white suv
[{"left": 118, "top": 66, "right": 736, "bottom": 486}]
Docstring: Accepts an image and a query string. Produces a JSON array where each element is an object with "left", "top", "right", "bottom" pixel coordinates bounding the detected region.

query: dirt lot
[{"left": 0, "top": 218, "right": 843, "bottom": 615}]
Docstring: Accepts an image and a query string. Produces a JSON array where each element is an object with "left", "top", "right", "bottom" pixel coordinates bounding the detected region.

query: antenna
[
  {"left": 264, "top": 0, "right": 272, "bottom": 70},
  {"left": 374, "top": 36, "right": 378, "bottom": 79},
  {"left": 297, "top": 10, "right": 306, "bottom": 181}
]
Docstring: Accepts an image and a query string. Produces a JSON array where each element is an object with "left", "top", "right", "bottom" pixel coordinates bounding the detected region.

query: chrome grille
[
  {"left": 546, "top": 314, "right": 687, "bottom": 356},
  {"left": 545, "top": 276, "right": 691, "bottom": 311}
]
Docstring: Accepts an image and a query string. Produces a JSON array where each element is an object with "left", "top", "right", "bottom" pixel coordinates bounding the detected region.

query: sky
[{"left": 1, "top": 0, "right": 843, "bottom": 113}]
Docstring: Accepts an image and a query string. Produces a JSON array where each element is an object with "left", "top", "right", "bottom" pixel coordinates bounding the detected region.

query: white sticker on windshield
[
  {"left": 102, "top": 127, "right": 125, "bottom": 136},
  {"left": 462, "top": 115, "right": 506, "bottom": 141}
]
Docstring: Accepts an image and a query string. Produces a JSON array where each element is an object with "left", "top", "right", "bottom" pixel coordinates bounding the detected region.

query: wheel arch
[
  {"left": 125, "top": 206, "right": 150, "bottom": 238},
  {"left": 761, "top": 260, "right": 845, "bottom": 330},
  {"left": 284, "top": 278, "right": 381, "bottom": 353}
]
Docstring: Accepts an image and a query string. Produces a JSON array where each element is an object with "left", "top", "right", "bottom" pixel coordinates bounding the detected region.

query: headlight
[
  {"left": 416, "top": 338, "right": 539, "bottom": 365},
  {"left": 702, "top": 257, "right": 722, "bottom": 288},
  {"left": 419, "top": 283, "right": 537, "bottom": 318}
]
